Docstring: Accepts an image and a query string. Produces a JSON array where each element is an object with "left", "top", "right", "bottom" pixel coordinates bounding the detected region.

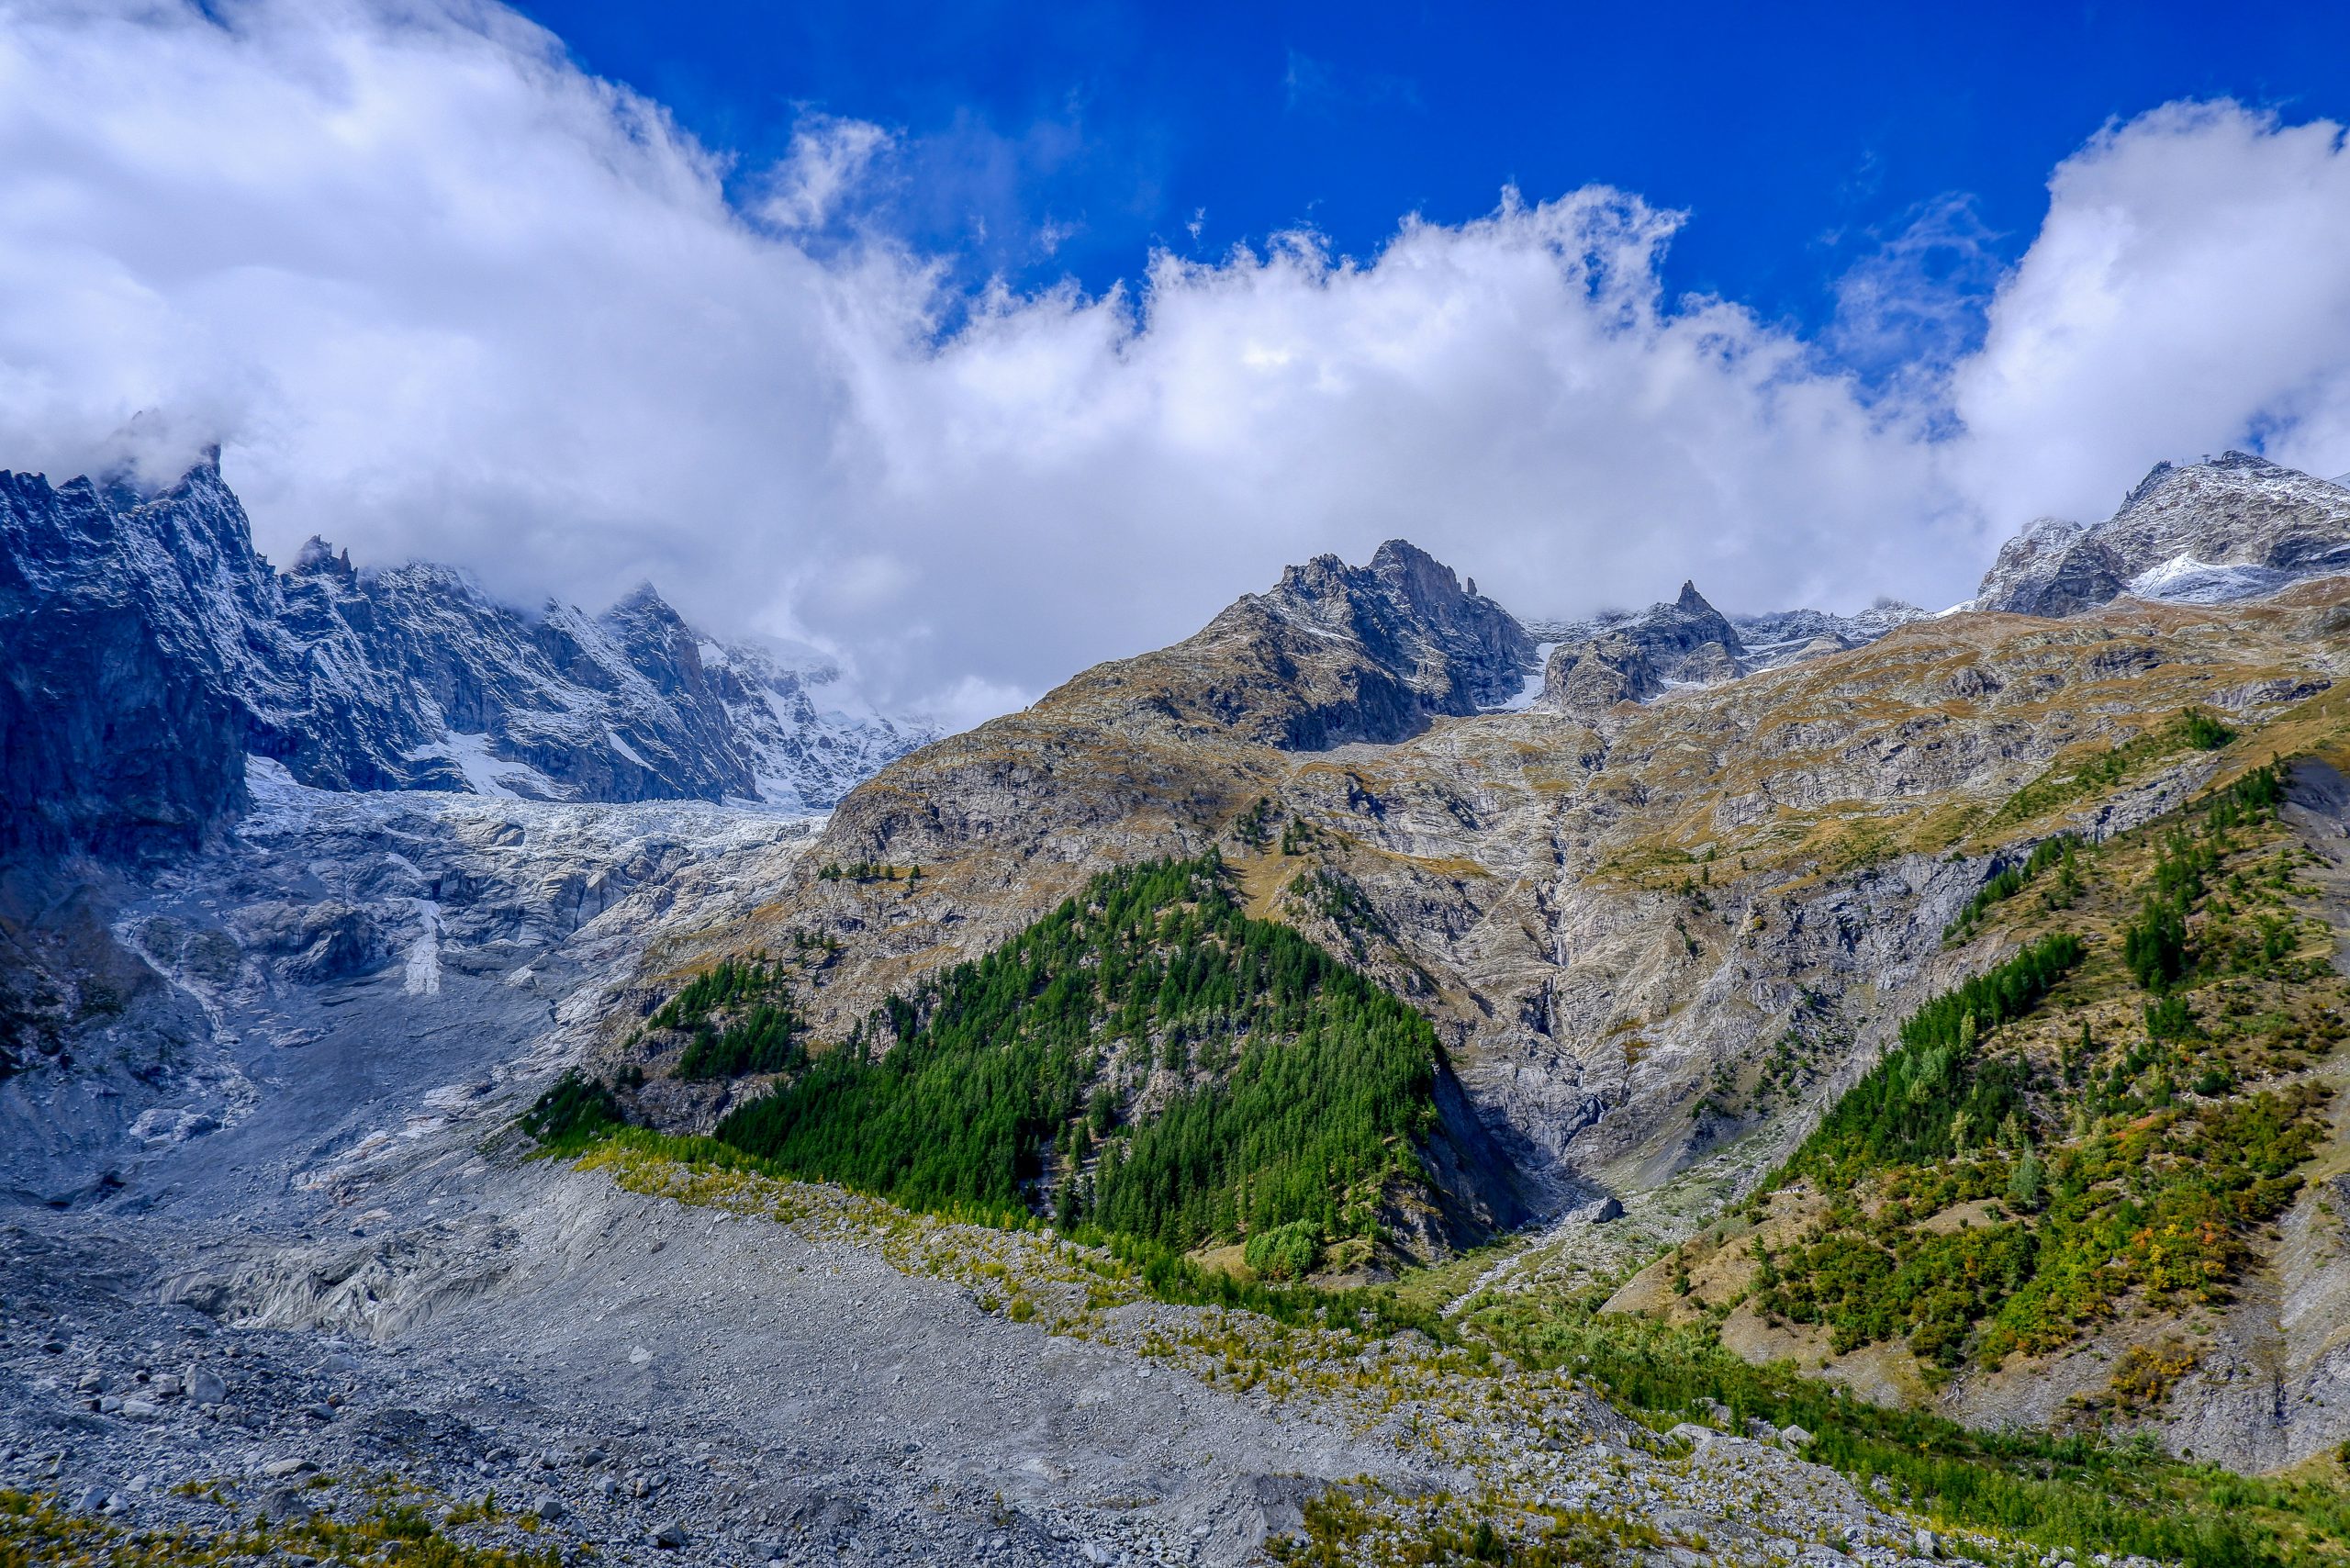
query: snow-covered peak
[
  {"left": 1975, "top": 451, "right": 2350, "bottom": 617},
  {"left": 0, "top": 457, "right": 933, "bottom": 858}
]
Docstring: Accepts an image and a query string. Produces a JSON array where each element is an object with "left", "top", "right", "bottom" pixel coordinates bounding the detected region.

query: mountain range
[
  {"left": 14, "top": 442, "right": 2350, "bottom": 1563},
  {"left": 0, "top": 452, "right": 931, "bottom": 861}
]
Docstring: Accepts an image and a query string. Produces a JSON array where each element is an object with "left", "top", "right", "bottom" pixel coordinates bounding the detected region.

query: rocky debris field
[{"left": 1, "top": 1121, "right": 2074, "bottom": 1568}]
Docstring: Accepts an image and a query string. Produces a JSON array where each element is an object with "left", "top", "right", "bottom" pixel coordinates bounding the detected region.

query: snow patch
[
  {"left": 1485, "top": 644, "right": 1559, "bottom": 711},
  {"left": 605, "top": 728, "right": 651, "bottom": 769},
  {"left": 2125, "top": 554, "right": 2297, "bottom": 605},
  {"left": 402, "top": 731, "right": 562, "bottom": 801},
  {"left": 403, "top": 898, "right": 442, "bottom": 997}
]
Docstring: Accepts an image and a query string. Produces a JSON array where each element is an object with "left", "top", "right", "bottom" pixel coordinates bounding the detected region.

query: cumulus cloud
[
  {"left": 1954, "top": 101, "right": 2350, "bottom": 523},
  {"left": 1, "top": 3, "right": 2346, "bottom": 725}
]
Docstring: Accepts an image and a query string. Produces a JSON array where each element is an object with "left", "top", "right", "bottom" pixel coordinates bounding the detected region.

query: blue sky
[
  {"left": 13, "top": 3, "right": 2350, "bottom": 717},
  {"left": 518, "top": 0, "right": 2350, "bottom": 346}
]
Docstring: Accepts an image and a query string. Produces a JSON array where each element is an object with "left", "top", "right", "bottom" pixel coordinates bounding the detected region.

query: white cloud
[
  {"left": 2, "top": 5, "right": 2347, "bottom": 722},
  {"left": 758, "top": 114, "right": 895, "bottom": 233},
  {"left": 1954, "top": 101, "right": 2350, "bottom": 522}
]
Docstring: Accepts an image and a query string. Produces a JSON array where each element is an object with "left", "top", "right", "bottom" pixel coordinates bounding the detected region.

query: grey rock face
[
  {"left": 1539, "top": 581, "right": 1746, "bottom": 714},
  {"left": 1975, "top": 451, "right": 2350, "bottom": 616},
  {"left": 0, "top": 461, "right": 255, "bottom": 859},
  {"left": 1249, "top": 538, "right": 1539, "bottom": 740},
  {"left": 0, "top": 455, "right": 930, "bottom": 860}
]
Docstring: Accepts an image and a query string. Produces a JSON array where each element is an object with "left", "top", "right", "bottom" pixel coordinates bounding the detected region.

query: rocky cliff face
[
  {"left": 1975, "top": 451, "right": 2350, "bottom": 615},
  {"left": 0, "top": 463, "right": 254, "bottom": 860},
  {"left": 0, "top": 456, "right": 931, "bottom": 860}
]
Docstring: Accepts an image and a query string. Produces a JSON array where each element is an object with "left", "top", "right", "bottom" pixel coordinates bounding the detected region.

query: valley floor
[{"left": 0, "top": 1122, "right": 1975, "bottom": 1568}]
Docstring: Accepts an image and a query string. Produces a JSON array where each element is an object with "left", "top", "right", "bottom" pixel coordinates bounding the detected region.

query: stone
[
  {"left": 651, "top": 1521, "right": 690, "bottom": 1551},
  {"left": 1779, "top": 1424, "right": 1813, "bottom": 1448},
  {"left": 262, "top": 1458, "right": 318, "bottom": 1479},
  {"left": 1916, "top": 1529, "right": 1942, "bottom": 1557},
  {"left": 188, "top": 1368, "right": 227, "bottom": 1405},
  {"left": 530, "top": 1494, "right": 566, "bottom": 1521}
]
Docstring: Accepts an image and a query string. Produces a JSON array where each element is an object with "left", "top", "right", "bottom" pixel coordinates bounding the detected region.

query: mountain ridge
[
  {"left": 1975, "top": 450, "right": 2350, "bottom": 616},
  {"left": 0, "top": 454, "right": 932, "bottom": 860}
]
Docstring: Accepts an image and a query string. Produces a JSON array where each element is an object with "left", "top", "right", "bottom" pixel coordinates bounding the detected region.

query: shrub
[{"left": 1244, "top": 1219, "right": 1321, "bottom": 1281}]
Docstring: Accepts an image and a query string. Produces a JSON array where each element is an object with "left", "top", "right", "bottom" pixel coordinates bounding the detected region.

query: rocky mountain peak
[
  {"left": 1252, "top": 539, "right": 1536, "bottom": 722},
  {"left": 1369, "top": 537, "right": 1476, "bottom": 613},
  {"left": 2121, "top": 459, "right": 2177, "bottom": 513},
  {"left": 0, "top": 458, "right": 933, "bottom": 859},
  {"left": 1539, "top": 579, "right": 1746, "bottom": 716},
  {"left": 1978, "top": 449, "right": 2350, "bottom": 616},
  {"left": 290, "top": 535, "right": 356, "bottom": 583},
  {"left": 602, "top": 579, "right": 686, "bottom": 627}
]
